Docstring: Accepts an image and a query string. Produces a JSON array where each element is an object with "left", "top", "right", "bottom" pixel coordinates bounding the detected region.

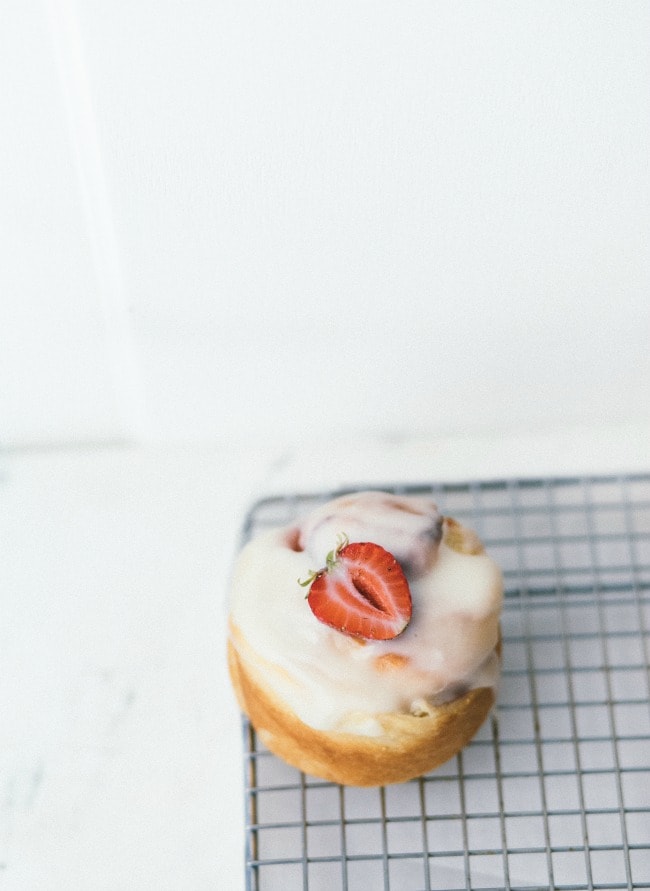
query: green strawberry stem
[{"left": 297, "top": 532, "right": 349, "bottom": 589}]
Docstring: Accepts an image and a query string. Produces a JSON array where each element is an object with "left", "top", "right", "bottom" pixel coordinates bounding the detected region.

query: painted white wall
[
  {"left": 0, "top": 2, "right": 128, "bottom": 444},
  {"left": 2, "top": 1, "right": 649, "bottom": 449}
]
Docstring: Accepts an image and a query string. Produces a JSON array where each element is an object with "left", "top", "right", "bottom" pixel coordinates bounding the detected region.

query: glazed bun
[{"left": 228, "top": 492, "right": 503, "bottom": 786}]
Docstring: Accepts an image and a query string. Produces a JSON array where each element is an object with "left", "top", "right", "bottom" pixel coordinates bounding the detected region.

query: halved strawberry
[{"left": 299, "top": 536, "right": 412, "bottom": 640}]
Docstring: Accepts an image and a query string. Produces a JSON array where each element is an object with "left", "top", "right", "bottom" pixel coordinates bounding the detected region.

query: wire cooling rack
[{"left": 237, "top": 475, "right": 650, "bottom": 891}]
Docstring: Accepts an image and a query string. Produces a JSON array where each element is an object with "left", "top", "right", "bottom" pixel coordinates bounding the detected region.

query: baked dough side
[{"left": 228, "top": 636, "right": 496, "bottom": 786}]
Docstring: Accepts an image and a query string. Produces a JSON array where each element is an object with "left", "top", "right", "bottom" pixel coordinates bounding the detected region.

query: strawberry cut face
[{"left": 300, "top": 538, "right": 412, "bottom": 641}]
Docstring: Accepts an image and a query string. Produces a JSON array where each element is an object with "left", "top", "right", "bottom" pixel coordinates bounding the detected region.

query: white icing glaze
[
  {"left": 229, "top": 492, "right": 503, "bottom": 734},
  {"left": 299, "top": 491, "right": 443, "bottom": 576}
]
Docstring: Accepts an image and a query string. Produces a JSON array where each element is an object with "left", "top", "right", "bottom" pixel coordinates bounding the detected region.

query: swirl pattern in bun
[{"left": 228, "top": 491, "right": 503, "bottom": 786}]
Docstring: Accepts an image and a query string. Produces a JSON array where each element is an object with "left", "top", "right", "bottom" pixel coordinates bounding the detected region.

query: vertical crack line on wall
[{"left": 45, "top": 0, "right": 148, "bottom": 440}]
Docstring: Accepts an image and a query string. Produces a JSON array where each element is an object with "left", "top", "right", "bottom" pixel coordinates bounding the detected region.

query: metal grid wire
[{"left": 237, "top": 475, "right": 650, "bottom": 891}]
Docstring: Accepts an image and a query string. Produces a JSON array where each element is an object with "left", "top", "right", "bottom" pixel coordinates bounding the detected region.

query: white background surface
[
  {"left": 1, "top": 1, "right": 649, "bottom": 889},
  {"left": 2, "top": 0, "right": 649, "bottom": 448}
]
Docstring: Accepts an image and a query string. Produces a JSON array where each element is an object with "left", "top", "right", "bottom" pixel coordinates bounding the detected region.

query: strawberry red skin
[{"left": 306, "top": 541, "right": 412, "bottom": 641}]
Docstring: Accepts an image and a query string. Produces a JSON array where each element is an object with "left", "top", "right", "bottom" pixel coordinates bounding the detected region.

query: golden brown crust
[
  {"left": 228, "top": 638, "right": 496, "bottom": 786},
  {"left": 443, "top": 517, "right": 485, "bottom": 555}
]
